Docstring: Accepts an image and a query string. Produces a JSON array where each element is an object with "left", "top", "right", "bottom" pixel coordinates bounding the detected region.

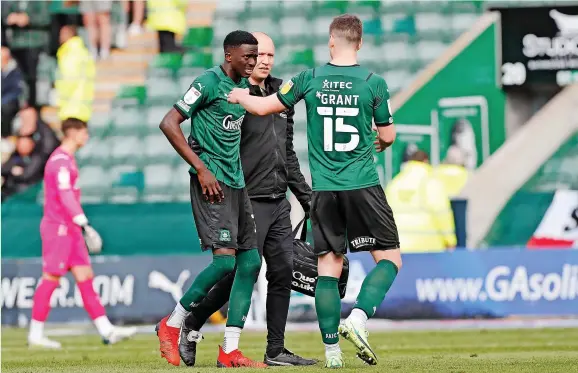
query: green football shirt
[
  {"left": 277, "top": 63, "right": 393, "bottom": 191},
  {"left": 174, "top": 66, "right": 250, "bottom": 188}
]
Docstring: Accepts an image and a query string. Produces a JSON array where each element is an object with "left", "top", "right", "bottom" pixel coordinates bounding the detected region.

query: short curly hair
[{"left": 223, "top": 30, "right": 258, "bottom": 51}]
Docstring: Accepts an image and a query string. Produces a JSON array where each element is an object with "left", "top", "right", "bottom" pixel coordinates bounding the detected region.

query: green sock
[
  {"left": 226, "top": 249, "right": 262, "bottom": 328},
  {"left": 315, "top": 276, "right": 341, "bottom": 345},
  {"left": 354, "top": 259, "right": 398, "bottom": 318},
  {"left": 179, "top": 254, "right": 236, "bottom": 311}
]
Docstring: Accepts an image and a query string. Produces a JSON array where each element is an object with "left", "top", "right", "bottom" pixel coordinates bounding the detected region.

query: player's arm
[
  {"left": 229, "top": 71, "right": 308, "bottom": 117},
  {"left": 371, "top": 76, "right": 396, "bottom": 152},
  {"left": 159, "top": 108, "right": 207, "bottom": 173},
  {"left": 160, "top": 76, "right": 223, "bottom": 201},
  {"left": 229, "top": 91, "right": 287, "bottom": 116},
  {"left": 52, "top": 160, "right": 102, "bottom": 252},
  {"left": 285, "top": 107, "right": 312, "bottom": 211}
]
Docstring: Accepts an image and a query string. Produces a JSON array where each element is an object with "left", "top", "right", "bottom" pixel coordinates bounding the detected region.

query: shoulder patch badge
[
  {"left": 280, "top": 80, "right": 294, "bottom": 95},
  {"left": 184, "top": 86, "right": 202, "bottom": 104}
]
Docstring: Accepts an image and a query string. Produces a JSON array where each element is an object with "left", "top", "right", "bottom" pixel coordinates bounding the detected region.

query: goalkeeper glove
[{"left": 73, "top": 214, "right": 103, "bottom": 254}]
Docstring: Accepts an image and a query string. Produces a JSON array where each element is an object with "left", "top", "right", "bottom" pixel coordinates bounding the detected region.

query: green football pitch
[{"left": 2, "top": 328, "right": 578, "bottom": 373}]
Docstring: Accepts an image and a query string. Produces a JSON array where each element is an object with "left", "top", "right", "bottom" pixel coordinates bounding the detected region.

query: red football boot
[
  {"left": 155, "top": 315, "right": 180, "bottom": 366},
  {"left": 216, "top": 345, "right": 268, "bottom": 368}
]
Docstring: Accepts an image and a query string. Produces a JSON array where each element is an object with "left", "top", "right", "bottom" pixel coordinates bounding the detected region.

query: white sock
[
  {"left": 223, "top": 326, "right": 242, "bottom": 353},
  {"left": 349, "top": 308, "right": 369, "bottom": 329},
  {"left": 324, "top": 342, "right": 341, "bottom": 356},
  {"left": 29, "top": 319, "right": 44, "bottom": 340},
  {"left": 166, "top": 303, "right": 190, "bottom": 328},
  {"left": 94, "top": 316, "right": 114, "bottom": 338},
  {"left": 100, "top": 48, "right": 110, "bottom": 60}
]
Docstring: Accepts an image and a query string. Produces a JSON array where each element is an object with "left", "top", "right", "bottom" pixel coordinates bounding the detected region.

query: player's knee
[
  {"left": 237, "top": 249, "right": 262, "bottom": 277},
  {"left": 42, "top": 273, "right": 61, "bottom": 282},
  {"left": 212, "top": 254, "right": 237, "bottom": 276},
  {"left": 317, "top": 252, "right": 344, "bottom": 277},
  {"left": 372, "top": 248, "right": 402, "bottom": 272},
  {"left": 71, "top": 265, "right": 94, "bottom": 283}
]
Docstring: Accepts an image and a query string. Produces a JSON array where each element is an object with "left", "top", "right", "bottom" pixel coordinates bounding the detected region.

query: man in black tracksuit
[{"left": 179, "top": 32, "right": 315, "bottom": 367}]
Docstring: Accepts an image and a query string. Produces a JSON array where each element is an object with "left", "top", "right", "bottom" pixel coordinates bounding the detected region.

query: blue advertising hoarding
[
  {"left": 344, "top": 249, "right": 578, "bottom": 318},
  {"left": 1, "top": 250, "right": 577, "bottom": 325}
]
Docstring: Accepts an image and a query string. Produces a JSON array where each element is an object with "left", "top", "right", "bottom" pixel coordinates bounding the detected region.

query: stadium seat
[
  {"left": 110, "top": 136, "right": 142, "bottom": 162},
  {"left": 384, "top": 69, "right": 412, "bottom": 93},
  {"left": 415, "top": 40, "right": 448, "bottom": 63},
  {"left": 143, "top": 163, "right": 174, "bottom": 202},
  {"left": 285, "top": 49, "right": 315, "bottom": 69},
  {"left": 146, "top": 76, "right": 180, "bottom": 101},
  {"left": 77, "top": 138, "right": 110, "bottom": 165},
  {"left": 114, "top": 85, "right": 147, "bottom": 106},
  {"left": 313, "top": 15, "right": 334, "bottom": 40},
  {"left": 452, "top": 13, "right": 480, "bottom": 32},
  {"left": 348, "top": 0, "right": 382, "bottom": 14},
  {"left": 381, "top": 41, "right": 413, "bottom": 64},
  {"left": 173, "top": 162, "right": 191, "bottom": 201},
  {"left": 182, "top": 27, "right": 214, "bottom": 49},
  {"left": 78, "top": 165, "right": 109, "bottom": 203},
  {"left": 415, "top": 13, "right": 448, "bottom": 33},
  {"left": 212, "top": 17, "right": 243, "bottom": 44},
  {"left": 363, "top": 18, "right": 384, "bottom": 36},
  {"left": 279, "top": 16, "right": 310, "bottom": 44},
  {"left": 180, "top": 52, "right": 213, "bottom": 91},
  {"left": 148, "top": 53, "right": 182, "bottom": 79},
  {"left": 109, "top": 165, "right": 141, "bottom": 204},
  {"left": 314, "top": 1, "right": 349, "bottom": 15},
  {"left": 247, "top": 0, "right": 280, "bottom": 17},
  {"left": 246, "top": 16, "right": 279, "bottom": 41},
  {"left": 215, "top": 0, "right": 247, "bottom": 17},
  {"left": 143, "top": 134, "right": 174, "bottom": 162},
  {"left": 146, "top": 106, "right": 170, "bottom": 130},
  {"left": 110, "top": 105, "right": 145, "bottom": 134}
]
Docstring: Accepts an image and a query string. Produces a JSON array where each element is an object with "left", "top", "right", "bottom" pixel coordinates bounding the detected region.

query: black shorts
[
  {"left": 190, "top": 173, "right": 257, "bottom": 251},
  {"left": 311, "top": 185, "right": 400, "bottom": 256}
]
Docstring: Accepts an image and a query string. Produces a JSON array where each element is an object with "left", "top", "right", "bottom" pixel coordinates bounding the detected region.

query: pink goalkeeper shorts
[{"left": 40, "top": 221, "right": 90, "bottom": 276}]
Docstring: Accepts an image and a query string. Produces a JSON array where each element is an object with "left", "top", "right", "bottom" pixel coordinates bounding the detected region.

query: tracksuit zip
[{"left": 271, "top": 113, "right": 280, "bottom": 198}]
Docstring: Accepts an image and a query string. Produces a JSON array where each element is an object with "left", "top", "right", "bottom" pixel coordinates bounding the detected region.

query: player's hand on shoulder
[
  {"left": 83, "top": 225, "right": 103, "bottom": 254},
  {"left": 227, "top": 88, "right": 250, "bottom": 104},
  {"left": 198, "top": 168, "right": 224, "bottom": 203}
]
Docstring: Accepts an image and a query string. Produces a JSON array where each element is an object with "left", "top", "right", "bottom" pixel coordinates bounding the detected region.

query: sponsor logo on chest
[{"left": 222, "top": 114, "right": 245, "bottom": 131}]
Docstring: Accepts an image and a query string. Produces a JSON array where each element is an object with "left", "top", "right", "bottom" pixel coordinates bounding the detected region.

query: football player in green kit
[
  {"left": 228, "top": 16, "right": 402, "bottom": 369},
  {"left": 156, "top": 30, "right": 267, "bottom": 368}
]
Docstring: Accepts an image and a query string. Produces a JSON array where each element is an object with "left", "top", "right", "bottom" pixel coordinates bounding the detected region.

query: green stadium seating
[
  {"left": 69, "top": 1, "right": 489, "bottom": 204},
  {"left": 182, "top": 27, "right": 214, "bottom": 49},
  {"left": 114, "top": 85, "right": 147, "bottom": 106}
]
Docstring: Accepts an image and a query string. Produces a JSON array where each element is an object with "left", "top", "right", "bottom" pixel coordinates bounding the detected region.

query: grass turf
[{"left": 2, "top": 328, "right": 578, "bottom": 372}]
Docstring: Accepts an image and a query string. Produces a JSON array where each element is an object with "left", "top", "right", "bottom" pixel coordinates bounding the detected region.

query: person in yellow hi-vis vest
[
  {"left": 433, "top": 146, "right": 469, "bottom": 198},
  {"left": 386, "top": 151, "right": 457, "bottom": 253},
  {"left": 146, "top": 0, "right": 187, "bottom": 53},
  {"left": 55, "top": 25, "right": 95, "bottom": 123}
]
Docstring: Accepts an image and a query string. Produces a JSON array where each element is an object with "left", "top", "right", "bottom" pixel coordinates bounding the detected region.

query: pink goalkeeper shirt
[{"left": 42, "top": 146, "right": 84, "bottom": 226}]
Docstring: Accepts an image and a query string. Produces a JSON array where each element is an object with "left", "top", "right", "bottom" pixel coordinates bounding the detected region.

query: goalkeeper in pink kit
[{"left": 28, "top": 118, "right": 137, "bottom": 349}]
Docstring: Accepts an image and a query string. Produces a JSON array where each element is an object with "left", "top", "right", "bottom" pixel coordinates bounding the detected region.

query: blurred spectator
[
  {"left": 146, "top": 0, "right": 186, "bottom": 53},
  {"left": 1, "top": 0, "right": 51, "bottom": 109},
  {"left": 79, "top": 0, "right": 112, "bottom": 59},
  {"left": 386, "top": 151, "right": 457, "bottom": 253},
  {"left": 48, "top": 0, "right": 82, "bottom": 57},
  {"left": 433, "top": 146, "right": 469, "bottom": 198},
  {"left": 55, "top": 25, "right": 95, "bottom": 123},
  {"left": 2, "top": 46, "right": 28, "bottom": 137},
  {"left": 1, "top": 108, "right": 59, "bottom": 201},
  {"left": 126, "top": 0, "right": 145, "bottom": 36}
]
